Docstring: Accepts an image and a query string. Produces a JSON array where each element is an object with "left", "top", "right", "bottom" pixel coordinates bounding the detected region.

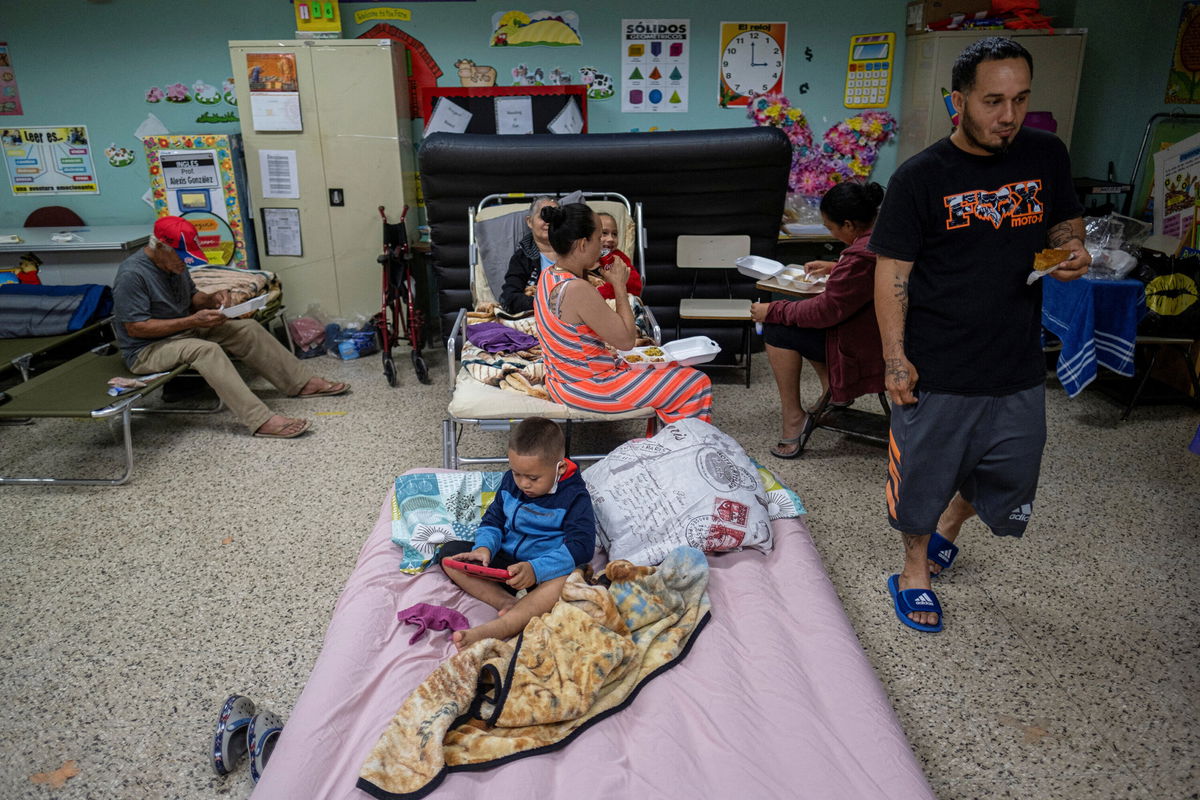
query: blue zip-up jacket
[{"left": 473, "top": 460, "right": 596, "bottom": 582}]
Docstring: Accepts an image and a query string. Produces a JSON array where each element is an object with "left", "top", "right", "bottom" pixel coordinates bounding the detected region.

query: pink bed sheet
[{"left": 252, "top": 477, "right": 934, "bottom": 800}]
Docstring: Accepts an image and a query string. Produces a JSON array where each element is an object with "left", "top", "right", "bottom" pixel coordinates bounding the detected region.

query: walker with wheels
[{"left": 375, "top": 205, "right": 430, "bottom": 385}]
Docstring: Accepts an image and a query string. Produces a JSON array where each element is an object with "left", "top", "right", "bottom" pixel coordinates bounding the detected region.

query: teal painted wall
[
  {"left": 0, "top": 0, "right": 904, "bottom": 227},
  {"left": 1070, "top": 0, "right": 1193, "bottom": 186},
  {"left": 0, "top": 0, "right": 1182, "bottom": 230}
]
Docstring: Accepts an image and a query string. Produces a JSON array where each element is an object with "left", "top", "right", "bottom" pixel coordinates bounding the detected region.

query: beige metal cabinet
[
  {"left": 898, "top": 29, "right": 1087, "bottom": 163},
  {"left": 229, "top": 39, "right": 416, "bottom": 317}
]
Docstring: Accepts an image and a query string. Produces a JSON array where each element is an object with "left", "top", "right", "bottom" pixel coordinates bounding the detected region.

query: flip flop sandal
[
  {"left": 211, "top": 694, "right": 255, "bottom": 776},
  {"left": 769, "top": 415, "right": 817, "bottom": 460},
  {"left": 247, "top": 709, "right": 284, "bottom": 784},
  {"left": 298, "top": 381, "right": 350, "bottom": 398},
  {"left": 887, "top": 574, "right": 943, "bottom": 633},
  {"left": 927, "top": 532, "right": 959, "bottom": 576},
  {"left": 253, "top": 419, "right": 311, "bottom": 439}
]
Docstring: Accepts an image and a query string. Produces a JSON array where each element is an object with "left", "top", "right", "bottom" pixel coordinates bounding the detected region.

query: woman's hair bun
[
  {"left": 863, "top": 181, "right": 885, "bottom": 206},
  {"left": 540, "top": 205, "right": 565, "bottom": 224}
]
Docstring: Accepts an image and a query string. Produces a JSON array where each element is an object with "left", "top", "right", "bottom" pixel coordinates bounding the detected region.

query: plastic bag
[
  {"left": 1084, "top": 214, "right": 1151, "bottom": 281},
  {"left": 325, "top": 314, "right": 379, "bottom": 360},
  {"left": 287, "top": 316, "right": 327, "bottom": 358}
]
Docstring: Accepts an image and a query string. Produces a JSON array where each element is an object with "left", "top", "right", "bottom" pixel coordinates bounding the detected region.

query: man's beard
[{"left": 960, "top": 110, "right": 1011, "bottom": 155}]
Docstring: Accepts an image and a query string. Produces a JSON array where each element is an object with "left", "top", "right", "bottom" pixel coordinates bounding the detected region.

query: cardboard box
[{"left": 906, "top": 1, "right": 992, "bottom": 34}]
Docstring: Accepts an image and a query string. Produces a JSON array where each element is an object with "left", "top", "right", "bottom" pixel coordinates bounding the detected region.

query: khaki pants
[{"left": 131, "top": 319, "right": 311, "bottom": 433}]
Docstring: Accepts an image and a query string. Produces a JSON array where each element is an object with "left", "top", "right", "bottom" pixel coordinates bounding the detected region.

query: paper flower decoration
[{"left": 747, "top": 94, "right": 897, "bottom": 199}]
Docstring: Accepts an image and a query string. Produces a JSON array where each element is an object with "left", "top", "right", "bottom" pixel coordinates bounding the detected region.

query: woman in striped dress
[{"left": 533, "top": 203, "right": 712, "bottom": 423}]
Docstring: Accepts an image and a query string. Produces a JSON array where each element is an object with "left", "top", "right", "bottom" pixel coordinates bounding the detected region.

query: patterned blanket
[
  {"left": 390, "top": 471, "right": 505, "bottom": 573},
  {"left": 357, "top": 546, "right": 711, "bottom": 798},
  {"left": 460, "top": 298, "right": 653, "bottom": 400},
  {"left": 390, "top": 463, "right": 802, "bottom": 574}
]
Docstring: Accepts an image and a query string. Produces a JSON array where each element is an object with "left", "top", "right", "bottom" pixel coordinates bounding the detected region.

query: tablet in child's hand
[{"left": 443, "top": 558, "right": 512, "bottom": 582}]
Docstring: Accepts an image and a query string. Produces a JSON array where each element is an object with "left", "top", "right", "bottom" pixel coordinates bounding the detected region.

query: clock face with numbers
[{"left": 720, "top": 28, "right": 785, "bottom": 106}]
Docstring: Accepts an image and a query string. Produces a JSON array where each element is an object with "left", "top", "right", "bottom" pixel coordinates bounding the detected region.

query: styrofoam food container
[
  {"left": 779, "top": 266, "right": 807, "bottom": 284},
  {"left": 735, "top": 255, "right": 784, "bottom": 280},
  {"left": 783, "top": 222, "right": 828, "bottom": 236},
  {"left": 779, "top": 266, "right": 827, "bottom": 289},
  {"left": 619, "top": 336, "right": 721, "bottom": 369}
]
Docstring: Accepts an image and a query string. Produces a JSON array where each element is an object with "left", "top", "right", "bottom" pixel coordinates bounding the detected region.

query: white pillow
[{"left": 583, "top": 418, "right": 773, "bottom": 565}]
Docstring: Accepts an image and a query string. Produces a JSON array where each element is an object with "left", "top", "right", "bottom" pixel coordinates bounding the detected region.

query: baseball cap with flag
[{"left": 153, "top": 216, "right": 208, "bottom": 266}]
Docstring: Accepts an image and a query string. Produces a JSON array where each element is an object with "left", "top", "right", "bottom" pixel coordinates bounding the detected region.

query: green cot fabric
[{"left": 0, "top": 349, "right": 184, "bottom": 418}]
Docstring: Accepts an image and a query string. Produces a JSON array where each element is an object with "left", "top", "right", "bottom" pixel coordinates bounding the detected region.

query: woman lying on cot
[
  {"left": 534, "top": 203, "right": 712, "bottom": 423},
  {"left": 499, "top": 196, "right": 558, "bottom": 315}
]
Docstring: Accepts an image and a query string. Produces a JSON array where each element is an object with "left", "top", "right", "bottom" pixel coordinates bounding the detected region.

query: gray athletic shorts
[{"left": 885, "top": 384, "right": 1046, "bottom": 538}]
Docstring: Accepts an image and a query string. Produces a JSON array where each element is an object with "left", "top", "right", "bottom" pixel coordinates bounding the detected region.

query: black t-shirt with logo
[{"left": 869, "top": 127, "right": 1083, "bottom": 395}]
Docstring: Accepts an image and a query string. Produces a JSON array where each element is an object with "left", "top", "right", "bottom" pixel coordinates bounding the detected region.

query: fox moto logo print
[{"left": 944, "top": 180, "right": 1043, "bottom": 230}]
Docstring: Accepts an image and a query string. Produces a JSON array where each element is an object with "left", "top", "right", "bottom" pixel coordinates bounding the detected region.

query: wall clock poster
[{"left": 719, "top": 22, "right": 786, "bottom": 108}]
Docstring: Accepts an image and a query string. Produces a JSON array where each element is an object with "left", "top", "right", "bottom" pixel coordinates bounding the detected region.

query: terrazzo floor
[{"left": 1, "top": 347, "right": 1197, "bottom": 799}]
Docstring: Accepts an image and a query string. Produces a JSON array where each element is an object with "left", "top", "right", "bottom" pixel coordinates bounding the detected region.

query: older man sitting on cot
[{"left": 111, "top": 216, "right": 348, "bottom": 439}]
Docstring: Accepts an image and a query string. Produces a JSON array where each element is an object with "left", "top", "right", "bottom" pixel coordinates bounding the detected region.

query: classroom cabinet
[
  {"left": 229, "top": 39, "right": 416, "bottom": 318},
  {"left": 897, "top": 29, "right": 1087, "bottom": 163}
]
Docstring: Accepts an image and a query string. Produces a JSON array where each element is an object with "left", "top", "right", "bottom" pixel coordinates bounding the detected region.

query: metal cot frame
[
  {"left": 0, "top": 344, "right": 222, "bottom": 486},
  {"left": 442, "top": 191, "right": 660, "bottom": 469}
]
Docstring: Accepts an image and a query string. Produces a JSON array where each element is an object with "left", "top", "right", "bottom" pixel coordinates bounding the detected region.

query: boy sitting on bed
[{"left": 437, "top": 417, "right": 597, "bottom": 650}]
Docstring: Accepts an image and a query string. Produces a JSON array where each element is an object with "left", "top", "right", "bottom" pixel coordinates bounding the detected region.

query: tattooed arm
[
  {"left": 875, "top": 256, "right": 919, "bottom": 405},
  {"left": 1046, "top": 217, "right": 1091, "bottom": 281}
]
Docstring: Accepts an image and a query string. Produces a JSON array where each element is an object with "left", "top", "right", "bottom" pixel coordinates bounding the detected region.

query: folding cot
[
  {"left": 0, "top": 315, "right": 114, "bottom": 382},
  {"left": 442, "top": 191, "right": 662, "bottom": 469},
  {"left": 0, "top": 343, "right": 220, "bottom": 486},
  {"left": 0, "top": 282, "right": 116, "bottom": 382}
]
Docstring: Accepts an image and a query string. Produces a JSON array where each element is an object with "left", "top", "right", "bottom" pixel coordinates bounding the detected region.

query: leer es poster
[
  {"left": 622, "top": 19, "right": 690, "bottom": 113},
  {"left": 2, "top": 125, "right": 99, "bottom": 195}
]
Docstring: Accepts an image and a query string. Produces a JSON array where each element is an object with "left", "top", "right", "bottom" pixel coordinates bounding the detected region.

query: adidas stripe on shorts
[{"left": 886, "top": 384, "right": 1046, "bottom": 538}]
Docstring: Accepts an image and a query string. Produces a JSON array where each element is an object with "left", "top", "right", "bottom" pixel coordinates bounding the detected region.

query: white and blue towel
[{"left": 1042, "top": 278, "right": 1145, "bottom": 398}]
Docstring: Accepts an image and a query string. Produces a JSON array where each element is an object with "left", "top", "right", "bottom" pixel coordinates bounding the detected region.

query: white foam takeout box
[
  {"left": 619, "top": 336, "right": 721, "bottom": 369},
  {"left": 736, "top": 255, "right": 827, "bottom": 291},
  {"left": 735, "top": 254, "right": 785, "bottom": 280},
  {"left": 775, "top": 265, "right": 827, "bottom": 291}
]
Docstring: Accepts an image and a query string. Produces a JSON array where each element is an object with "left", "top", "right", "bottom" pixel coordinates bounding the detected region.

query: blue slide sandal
[
  {"left": 211, "top": 694, "right": 256, "bottom": 776},
  {"left": 927, "top": 532, "right": 959, "bottom": 576},
  {"left": 888, "top": 574, "right": 943, "bottom": 633}
]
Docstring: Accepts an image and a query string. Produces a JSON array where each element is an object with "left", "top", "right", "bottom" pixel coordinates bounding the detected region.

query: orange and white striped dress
[{"left": 535, "top": 266, "right": 713, "bottom": 423}]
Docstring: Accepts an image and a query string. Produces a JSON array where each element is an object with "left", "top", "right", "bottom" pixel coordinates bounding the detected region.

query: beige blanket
[{"left": 358, "top": 546, "right": 710, "bottom": 797}]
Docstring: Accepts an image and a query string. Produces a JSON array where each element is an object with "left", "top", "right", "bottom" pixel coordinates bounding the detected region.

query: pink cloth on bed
[
  {"left": 396, "top": 603, "right": 469, "bottom": 645},
  {"left": 251, "top": 476, "right": 934, "bottom": 800}
]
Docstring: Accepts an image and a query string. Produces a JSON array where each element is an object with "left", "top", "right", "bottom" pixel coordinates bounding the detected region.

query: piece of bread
[{"left": 1033, "top": 248, "right": 1071, "bottom": 272}]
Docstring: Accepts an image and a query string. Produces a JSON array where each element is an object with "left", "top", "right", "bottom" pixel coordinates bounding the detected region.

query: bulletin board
[{"left": 418, "top": 85, "right": 588, "bottom": 134}]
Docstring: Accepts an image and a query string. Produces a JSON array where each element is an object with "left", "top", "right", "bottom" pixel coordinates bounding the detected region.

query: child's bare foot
[
  {"left": 452, "top": 628, "right": 484, "bottom": 651},
  {"left": 495, "top": 599, "right": 517, "bottom": 617}
]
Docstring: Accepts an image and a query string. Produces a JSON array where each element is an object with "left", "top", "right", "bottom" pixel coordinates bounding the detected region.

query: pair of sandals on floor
[
  {"left": 253, "top": 379, "right": 351, "bottom": 439},
  {"left": 887, "top": 532, "right": 958, "bottom": 634},
  {"left": 211, "top": 694, "right": 283, "bottom": 784},
  {"left": 770, "top": 399, "right": 853, "bottom": 459}
]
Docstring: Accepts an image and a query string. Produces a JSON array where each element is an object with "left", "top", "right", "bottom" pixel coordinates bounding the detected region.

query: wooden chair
[
  {"left": 676, "top": 235, "right": 753, "bottom": 387},
  {"left": 1120, "top": 336, "right": 1200, "bottom": 421},
  {"left": 23, "top": 206, "right": 85, "bottom": 228},
  {"left": 795, "top": 389, "right": 891, "bottom": 456}
]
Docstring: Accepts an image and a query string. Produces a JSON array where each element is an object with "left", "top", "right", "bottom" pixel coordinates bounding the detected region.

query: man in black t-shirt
[{"left": 869, "top": 37, "right": 1090, "bottom": 632}]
